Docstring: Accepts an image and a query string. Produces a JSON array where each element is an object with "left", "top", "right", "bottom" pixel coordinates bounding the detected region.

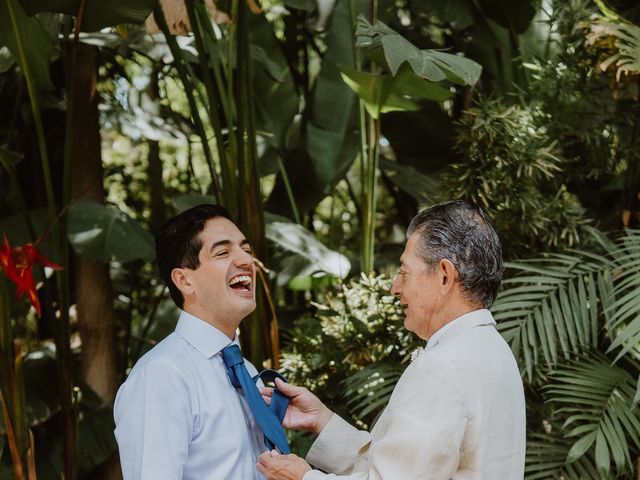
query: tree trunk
[
  {"left": 69, "top": 43, "right": 121, "bottom": 479},
  {"left": 147, "top": 66, "right": 166, "bottom": 235}
]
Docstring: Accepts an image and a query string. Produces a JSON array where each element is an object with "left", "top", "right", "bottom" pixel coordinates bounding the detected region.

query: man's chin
[
  {"left": 403, "top": 315, "right": 418, "bottom": 335},
  {"left": 239, "top": 300, "right": 257, "bottom": 318}
]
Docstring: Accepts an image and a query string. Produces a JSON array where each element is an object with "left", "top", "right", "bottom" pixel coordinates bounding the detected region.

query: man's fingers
[
  {"left": 259, "top": 386, "right": 274, "bottom": 396},
  {"left": 259, "top": 386, "right": 274, "bottom": 405},
  {"left": 256, "top": 453, "right": 269, "bottom": 474},
  {"left": 275, "top": 377, "right": 304, "bottom": 395}
]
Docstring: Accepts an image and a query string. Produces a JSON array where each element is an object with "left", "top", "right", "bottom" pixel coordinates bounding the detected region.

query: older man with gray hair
[{"left": 258, "top": 200, "right": 526, "bottom": 480}]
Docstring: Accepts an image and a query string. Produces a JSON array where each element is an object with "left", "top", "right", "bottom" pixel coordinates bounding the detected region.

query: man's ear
[
  {"left": 439, "top": 259, "right": 457, "bottom": 293},
  {"left": 171, "top": 268, "right": 194, "bottom": 296}
]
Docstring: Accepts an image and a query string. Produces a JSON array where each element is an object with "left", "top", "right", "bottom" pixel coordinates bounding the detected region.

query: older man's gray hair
[{"left": 407, "top": 200, "right": 504, "bottom": 309}]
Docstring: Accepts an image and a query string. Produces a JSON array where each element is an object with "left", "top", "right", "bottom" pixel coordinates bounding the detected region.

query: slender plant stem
[
  {"left": 354, "top": 0, "right": 381, "bottom": 274},
  {"left": 276, "top": 156, "right": 301, "bottom": 224},
  {"left": 5, "top": 0, "right": 56, "bottom": 221},
  {"left": 185, "top": 1, "right": 229, "bottom": 200},
  {"left": 153, "top": 4, "right": 222, "bottom": 203},
  {"left": 365, "top": 117, "right": 380, "bottom": 273},
  {"left": 189, "top": 0, "right": 240, "bottom": 213}
]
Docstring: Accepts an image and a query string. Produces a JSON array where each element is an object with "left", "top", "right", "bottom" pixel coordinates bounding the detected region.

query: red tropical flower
[{"left": 0, "top": 233, "right": 63, "bottom": 317}]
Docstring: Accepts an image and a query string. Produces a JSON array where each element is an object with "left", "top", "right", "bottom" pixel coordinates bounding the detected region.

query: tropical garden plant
[{"left": 0, "top": 0, "right": 640, "bottom": 477}]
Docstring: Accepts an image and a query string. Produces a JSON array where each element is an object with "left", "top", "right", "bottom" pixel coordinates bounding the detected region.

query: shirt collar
[
  {"left": 175, "top": 310, "right": 238, "bottom": 359},
  {"left": 425, "top": 308, "right": 495, "bottom": 351}
]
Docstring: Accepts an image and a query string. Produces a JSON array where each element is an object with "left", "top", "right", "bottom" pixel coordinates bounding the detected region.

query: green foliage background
[{"left": 1, "top": 0, "right": 640, "bottom": 478}]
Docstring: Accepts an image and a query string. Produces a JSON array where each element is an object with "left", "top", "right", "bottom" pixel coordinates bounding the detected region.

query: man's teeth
[{"left": 229, "top": 275, "right": 252, "bottom": 286}]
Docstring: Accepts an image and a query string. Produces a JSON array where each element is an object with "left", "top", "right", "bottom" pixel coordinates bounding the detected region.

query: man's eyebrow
[
  {"left": 209, "top": 239, "right": 251, "bottom": 253},
  {"left": 210, "top": 240, "right": 231, "bottom": 253}
]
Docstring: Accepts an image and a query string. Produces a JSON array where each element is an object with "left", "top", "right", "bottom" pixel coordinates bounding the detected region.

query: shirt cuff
[{"left": 305, "top": 414, "right": 370, "bottom": 475}]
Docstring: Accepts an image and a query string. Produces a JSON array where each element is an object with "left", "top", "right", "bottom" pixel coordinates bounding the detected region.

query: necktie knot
[{"left": 221, "top": 344, "right": 243, "bottom": 388}]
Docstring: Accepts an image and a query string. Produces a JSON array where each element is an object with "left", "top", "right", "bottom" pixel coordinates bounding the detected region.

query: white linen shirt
[
  {"left": 303, "top": 309, "right": 526, "bottom": 479},
  {"left": 114, "top": 311, "right": 266, "bottom": 480}
]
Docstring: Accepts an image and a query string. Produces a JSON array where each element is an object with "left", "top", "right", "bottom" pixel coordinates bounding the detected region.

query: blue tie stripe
[{"left": 221, "top": 344, "right": 291, "bottom": 453}]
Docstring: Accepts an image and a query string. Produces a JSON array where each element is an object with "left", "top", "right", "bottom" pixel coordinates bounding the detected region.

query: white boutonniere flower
[{"left": 410, "top": 346, "right": 425, "bottom": 363}]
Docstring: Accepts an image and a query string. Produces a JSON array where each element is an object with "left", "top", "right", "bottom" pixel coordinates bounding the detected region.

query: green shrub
[{"left": 280, "top": 273, "right": 421, "bottom": 434}]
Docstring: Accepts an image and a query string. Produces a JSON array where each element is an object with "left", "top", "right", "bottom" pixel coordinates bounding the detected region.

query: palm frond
[
  {"left": 605, "top": 231, "right": 640, "bottom": 361},
  {"left": 342, "top": 361, "right": 404, "bottom": 426},
  {"left": 544, "top": 353, "right": 640, "bottom": 478},
  {"left": 494, "top": 251, "right": 614, "bottom": 380},
  {"left": 526, "top": 433, "right": 603, "bottom": 480},
  {"left": 590, "top": 17, "right": 640, "bottom": 79}
]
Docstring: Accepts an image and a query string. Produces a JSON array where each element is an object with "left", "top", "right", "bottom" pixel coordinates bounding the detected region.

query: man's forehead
[{"left": 201, "top": 217, "right": 248, "bottom": 244}]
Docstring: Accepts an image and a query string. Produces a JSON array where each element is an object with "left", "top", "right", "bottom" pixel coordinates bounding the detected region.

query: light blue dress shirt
[{"left": 114, "top": 311, "right": 266, "bottom": 480}]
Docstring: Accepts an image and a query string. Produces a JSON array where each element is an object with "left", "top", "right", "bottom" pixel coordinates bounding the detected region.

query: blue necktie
[{"left": 221, "top": 344, "right": 291, "bottom": 453}]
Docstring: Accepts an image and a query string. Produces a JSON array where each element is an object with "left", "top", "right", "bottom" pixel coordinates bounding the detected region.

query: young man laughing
[{"left": 114, "top": 204, "right": 268, "bottom": 480}]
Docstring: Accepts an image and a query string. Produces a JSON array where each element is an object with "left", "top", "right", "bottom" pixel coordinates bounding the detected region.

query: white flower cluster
[{"left": 410, "top": 346, "right": 425, "bottom": 363}]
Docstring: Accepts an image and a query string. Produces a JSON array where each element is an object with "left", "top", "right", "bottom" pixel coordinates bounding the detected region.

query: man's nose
[
  {"left": 390, "top": 276, "right": 400, "bottom": 295},
  {"left": 234, "top": 248, "right": 253, "bottom": 267}
]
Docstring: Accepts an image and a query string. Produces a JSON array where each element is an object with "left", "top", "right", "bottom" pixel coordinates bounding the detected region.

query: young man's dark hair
[{"left": 155, "top": 204, "right": 232, "bottom": 308}]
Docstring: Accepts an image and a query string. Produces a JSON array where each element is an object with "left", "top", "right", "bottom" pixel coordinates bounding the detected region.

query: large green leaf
[
  {"left": 340, "top": 67, "right": 420, "bottom": 119},
  {"left": 340, "top": 15, "right": 472, "bottom": 118},
  {"left": 0, "top": 347, "right": 60, "bottom": 435},
  {"left": 305, "top": 0, "right": 359, "bottom": 186},
  {"left": 379, "top": 158, "right": 441, "bottom": 204},
  {"left": 267, "top": 0, "right": 361, "bottom": 215},
  {"left": 250, "top": 14, "right": 298, "bottom": 150},
  {"left": 67, "top": 200, "right": 155, "bottom": 263},
  {"left": 23, "top": 347, "right": 60, "bottom": 427},
  {"left": 75, "top": 384, "right": 118, "bottom": 474},
  {"left": 340, "top": 62, "right": 452, "bottom": 119},
  {"left": 0, "top": 0, "right": 54, "bottom": 91},
  {"left": 391, "top": 65, "right": 452, "bottom": 101},
  {"left": 265, "top": 213, "right": 351, "bottom": 289},
  {"left": 355, "top": 15, "right": 482, "bottom": 85},
  {"left": 172, "top": 193, "right": 218, "bottom": 214},
  {"left": 20, "top": 0, "right": 157, "bottom": 32}
]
